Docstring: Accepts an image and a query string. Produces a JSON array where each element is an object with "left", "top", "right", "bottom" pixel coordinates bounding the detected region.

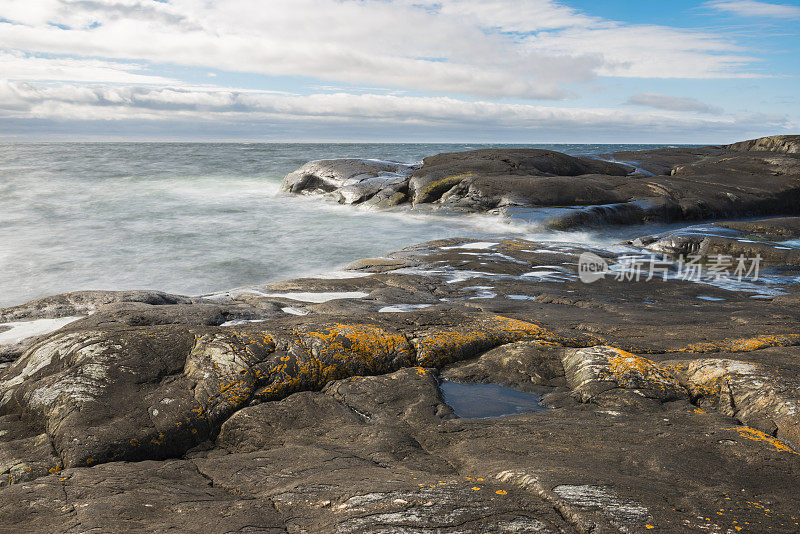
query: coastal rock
[
  {"left": 441, "top": 341, "right": 567, "bottom": 390},
  {"left": 281, "top": 136, "right": 800, "bottom": 229},
  {"left": 630, "top": 230, "right": 800, "bottom": 266},
  {"left": 2, "top": 227, "right": 800, "bottom": 530},
  {"left": 667, "top": 358, "right": 800, "bottom": 451},
  {"left": 715, "top": 216, "right": 800, "bottom": 239},
  {"left": 0, "top": 414, "right": 60, "bottom": 487},
  {"left": 727, "top": 134, "right": 800, "bottom": 154},
  {"left": 0, "top": 290, "right": 197, "bottom": 323},
  {"left": 280, "top": 158, "right": 418, "bottom": 205},
  {"left": 407, "top": 149, "right": 630, "bottom": 205},
  {"left": 0, "top": 459, "right": 286, "bottom": 533},
  {"left": 0, "top": 327, "right": 206, "bottom": 468},
  {"left": 563, "top": 346, "right": 687, "bottom": 405}
]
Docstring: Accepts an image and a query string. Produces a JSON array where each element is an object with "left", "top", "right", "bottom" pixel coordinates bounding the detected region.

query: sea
[{"left": 0, "top": 142, "right": 688, "bottom": 308}]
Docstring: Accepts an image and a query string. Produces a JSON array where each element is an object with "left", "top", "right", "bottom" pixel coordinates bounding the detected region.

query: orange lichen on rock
[
  {"left": 682, "top": 334, "right": 800, "bottom": 354},
  {"left": 255, "top": 323, "right": 414, "bottom": 401},
  {"left": 414, "top": 315, "right": 556, "bottom": 367},
  {"left": 732, "top": 426, "right": 798, "bottom": 454},
  {"left": 664, "top": 359, "right": 758, "bottom": 399},
  {"left": 604, "top": 348, "right": 683, "bottom": 394},
  {"left": 564, "top": 346, "right": 686, "bottom": 401}
]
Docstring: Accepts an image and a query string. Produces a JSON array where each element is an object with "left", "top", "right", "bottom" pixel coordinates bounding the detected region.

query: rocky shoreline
[
  {"left": 2, "top": 137, "right": 800, "bottom": 533},
  {"left": 282, "top": 135, "right": 800, "bottom": 229}
]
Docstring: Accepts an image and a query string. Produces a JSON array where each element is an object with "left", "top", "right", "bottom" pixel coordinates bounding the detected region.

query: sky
[{"left": 0, "top": 0, "right": 798, "bottom": 143}]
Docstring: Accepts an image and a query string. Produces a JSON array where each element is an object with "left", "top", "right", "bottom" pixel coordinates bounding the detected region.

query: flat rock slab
[{"left": 2, "top": 219, "right": 800, "bottom": 530}]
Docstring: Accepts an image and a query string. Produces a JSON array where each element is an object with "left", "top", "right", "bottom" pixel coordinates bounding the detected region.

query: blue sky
[{"left": 0, "top": 0, "right": 798, "bottom": 142}]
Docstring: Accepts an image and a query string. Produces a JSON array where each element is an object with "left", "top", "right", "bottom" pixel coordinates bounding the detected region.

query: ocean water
[{"left": 0, "top": 142, "right": 684, "bottom": 308}]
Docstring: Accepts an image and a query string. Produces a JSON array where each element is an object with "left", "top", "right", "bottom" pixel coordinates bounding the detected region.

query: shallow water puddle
[
  {"left": 439, "top": 380, "right": 546, "bottom": 418},
  {"left": 378, "top": 303, "right": 433, "bottom": 313},
  {"left": 261, "top": 291, "right": 370, "bottom": 302},
  {"left": 0, "top": 316, "right": 84, "bottom": 345}
]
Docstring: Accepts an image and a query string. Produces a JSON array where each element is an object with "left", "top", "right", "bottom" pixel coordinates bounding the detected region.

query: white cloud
[
  {"left": 0, "top": 0, "right": 762, "bottom": 103},
  {"left": 0, "top": 81, "right": 786, "bottom": 135},
  {"left": 626, "top": 93, "right": 723, "bottom": 114},
  {"left": 0, "top": 0, "right": 792, "bottom": 141},
  {"left": 0, "top": 50, "right": 176, "bottom": 84},
  {"left": 704, "top": 1, "right": 800, "bottom": 19}
]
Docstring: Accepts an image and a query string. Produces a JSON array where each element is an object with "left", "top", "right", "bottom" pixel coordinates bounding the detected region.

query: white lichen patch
[
  {"left": 0, "top": 333, "right": 101, "bottom": 394},
  {"left": 26, "top": 375, "right": 105, "bottom": 409},
  {"left": 553, "top": 484, "right": 651, "bottom": 526}
]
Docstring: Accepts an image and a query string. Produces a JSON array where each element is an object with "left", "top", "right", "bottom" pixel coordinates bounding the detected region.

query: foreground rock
[
  {"left": 282, "top": 135, "right": 800, "bottom": 229},
  {"left": 2, "top": 219, "right": 800, "bottom": 531}
]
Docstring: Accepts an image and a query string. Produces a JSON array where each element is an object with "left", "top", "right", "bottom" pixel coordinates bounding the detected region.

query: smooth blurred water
[{"left": 0, "top": 142, "right": 684, "bottom": 307}]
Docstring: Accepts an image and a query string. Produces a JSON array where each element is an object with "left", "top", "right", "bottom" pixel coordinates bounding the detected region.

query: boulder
[
  {"left": 630, "top": 231, "right": 800, "bottom": 266},
  {"left": 563, "top": 346, "right": 687, "bottom": 405},
  {"left": 280, "top": 158, "right": 418, "bottom": 205},
  {"left": 407, "top": 149, "right": 630, "bottom": 205}
]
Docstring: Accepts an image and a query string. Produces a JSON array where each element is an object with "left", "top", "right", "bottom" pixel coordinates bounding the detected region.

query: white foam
[
  {"left": 261, "top": 291, "right": 369, "bottom": 303},
  {"left": 461, "top": 252, "right": 529, "bottom": 264},
  {"left": 441, "top": 241, "right": 499, "bottom": 250},
  {"left": 0, "top": 317, "right": 83, "bottom": 345},
  {"left": 378, "top": 304, "right": 433, "bottom": 313},
  {"left": 308, "top": 271, "right": 373, "bottom": 280},
  {"left": 697, "top": 296, "right": 726, "bottom": 302}
]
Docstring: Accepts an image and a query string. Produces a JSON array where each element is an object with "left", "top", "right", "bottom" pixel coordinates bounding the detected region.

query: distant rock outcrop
[
  {"left": 282, "top": 136, "right": 800, "bottom": 229},
  {"left": 727, "top": 134, "right": 800, "bottom": 154}
]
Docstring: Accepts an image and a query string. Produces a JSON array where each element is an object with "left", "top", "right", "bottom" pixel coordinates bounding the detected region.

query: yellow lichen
[
  {"left": 256, "top": 323, "right": 414, "bottom": 401},
  {"left": 602, "top": 347, "right": 682, "bottom": 392},
  {"left": 732, "top": 427, "right": 798, "bottom": 454},
  {"left": 415, "top": 315, "right": 555, "bottom": 367},
  {"left": 682, "top": 334, "right": 800, "bottom": 354}
]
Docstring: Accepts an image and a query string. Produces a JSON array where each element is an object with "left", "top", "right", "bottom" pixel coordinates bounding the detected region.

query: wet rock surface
[{"left": 281, "top": 136, "right": 800, "bottom": 229}]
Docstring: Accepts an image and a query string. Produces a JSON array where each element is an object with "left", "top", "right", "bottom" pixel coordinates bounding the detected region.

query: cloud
[
  {"left": 626, "top": 93, "right": 723, "bottom": 114},
  {"left": 0, "top": 81, "right": 787, "bottom": 140},
  {"left": 0, "top": 0, "right": 762, "bottom": 103},
  {"left": 0, "top": 0, "right": 791, "bottom": 142},
  {"left": 704, "top": 1, "right": 800, "bottom": 19},
  {"left": 0, "top": 50, "right": 177, "bottom": 84}
]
